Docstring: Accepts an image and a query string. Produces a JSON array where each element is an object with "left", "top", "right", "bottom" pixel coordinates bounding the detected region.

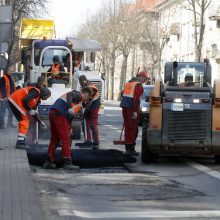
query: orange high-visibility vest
[
  {"left": 0, "top": 75, "right": 11, "bottom": 99},
  {"left": 89, "top": 83, "right": 99, "bottom": 100},
  {"left": 4, "top": 75, "right": 10, "bottom": 97},
  {"left": 8, "top": 87, "right": 40, "bottom": 116},
  {"left": 51, "top": 64, "right": 60, "bottom": 75},
  {"left": 71, "top": 102, "right": 82, "bottom": 113},
  {"left": 60, "top": 93, "right": 82, "bottom": 114},
  {"left": 122, "top": 81, "right": 139, "bottom": 98}
]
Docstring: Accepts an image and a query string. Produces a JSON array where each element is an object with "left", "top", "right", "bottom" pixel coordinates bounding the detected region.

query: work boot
[
  {"left": 43, "top": 160, "right": 56, "bottom": 169},
  {"left": 92, "top": 142, "right": 99, "bottom": 150},
  {"left": 63, "top": 158, "right": 80, "bottom": 171},
  {"left": 16, "top": 139, "right": 27, "bottom": 149},
  {"left": 75, "top": 141, "right": 92, "bottom": 147},
  {"left": 130, "top": 145, "right": 139, "bottom": 156},
  {"left": 125, "top": 144, "right": 139, "bottom": 156}
]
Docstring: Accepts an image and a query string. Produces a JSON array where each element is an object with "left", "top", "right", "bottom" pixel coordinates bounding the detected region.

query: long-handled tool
[
  {"left": 113, "top": 123, "right": 126, "bottom": 145},
  {"left": 33, "top": 113, "right": 47, "bottom": 144}
]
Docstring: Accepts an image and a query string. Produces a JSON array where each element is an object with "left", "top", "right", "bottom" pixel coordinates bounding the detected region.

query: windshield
[
  {"left": 39, "top": 48, "right": 69, "bottom": 66},
  {"left": 176, "top": 63, "right": 205, "bottom": 87},
  {"left": 141, "top": 86, "right": 154, "bottom": 99}
]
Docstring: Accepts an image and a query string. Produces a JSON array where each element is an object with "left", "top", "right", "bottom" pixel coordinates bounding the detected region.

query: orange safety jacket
[
  {"left": 122, "top": 81, "right": 140, "bottom": 98},
  {"left": 8, "top": 87, "right": 40, "bottom": 116},
  {"left": 51, "top": 64, "right": 60, "bottom": 74},
  {"left": 71, "top": 102, "right": 82, "bottom": 113},
  {"left": 60, "top": 92, "right": 82, "bottom": 114},
  {"left": 120, "top": 81, "right": 142, "bottom": 110}
]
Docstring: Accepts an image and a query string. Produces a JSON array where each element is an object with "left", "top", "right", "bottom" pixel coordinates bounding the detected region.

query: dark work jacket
[{"left": 0, "top": 74, "right": 16, "bottom": 98}]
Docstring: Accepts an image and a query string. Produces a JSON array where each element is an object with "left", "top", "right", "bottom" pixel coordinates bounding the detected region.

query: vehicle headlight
[
  {"left": 174, "top": 98, "right": 182, "bottom": 103},
  {"left": 141, "top": 107, "right": 149, "bottom": 112}
]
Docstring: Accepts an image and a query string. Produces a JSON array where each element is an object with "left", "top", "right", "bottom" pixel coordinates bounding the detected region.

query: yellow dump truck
[{"left": 20, "top": 18, "right": 56, "bottom": 48}]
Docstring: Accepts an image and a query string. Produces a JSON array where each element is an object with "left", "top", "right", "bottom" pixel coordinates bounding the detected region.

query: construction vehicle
[
  {"left": 20, "top": 21, "right": 104, "bottom": 140},
  {"left": 142, "top": 60, "right": 220, "bottom": 163}
]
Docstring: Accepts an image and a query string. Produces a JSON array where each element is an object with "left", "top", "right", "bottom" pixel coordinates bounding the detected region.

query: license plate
[{"left": 171, "top": 103, "right": 184, "bottom": 111}]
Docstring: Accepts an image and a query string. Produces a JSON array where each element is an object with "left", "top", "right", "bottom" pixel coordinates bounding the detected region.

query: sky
[{"left": 46, "top": 0, "right": 105, "bottom": 38}]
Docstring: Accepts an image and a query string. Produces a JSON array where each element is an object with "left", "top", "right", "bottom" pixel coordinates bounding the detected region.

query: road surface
[{"left": 32, "top": 101, "right": 220, "bottom": 220}]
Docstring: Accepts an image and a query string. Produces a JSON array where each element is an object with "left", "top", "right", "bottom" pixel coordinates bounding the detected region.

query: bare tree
[
  {"left": 79, "top": 0, "right": 122, "bottom": 100},
  {"left": 7, "top": 0, "right": 48, "bottom": 66},
  {"left": 187, "top": 0, "right": 212, "bottom": 61},
  {"left": 117, "top": 5, "right": 140, "bottom": 99}
]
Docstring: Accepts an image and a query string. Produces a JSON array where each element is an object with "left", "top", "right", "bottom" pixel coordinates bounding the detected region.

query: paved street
[{"left": 29, "top": 101, "right": 220, "bottom": 220}]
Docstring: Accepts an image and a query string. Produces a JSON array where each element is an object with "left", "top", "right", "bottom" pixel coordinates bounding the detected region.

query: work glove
[
  {"left": 132, "top": 112, "right": 137, "bottom": 119},
  {"left": 29, "top": 109, "right": 38, "bottom": 116},
  {"left": 68, "top": 108, "right": 77, "bottom": 115}
]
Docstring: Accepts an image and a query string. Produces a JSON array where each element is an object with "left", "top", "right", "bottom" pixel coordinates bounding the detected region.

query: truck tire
[
  {"left": 214, "top": 155, "right": 220, "bottom": 164},
  {"left": 141, "top": 121, "right": 157, "bottom": 163},
  {"left": 72, "top": 123, "right": 81, "bottom": 140}
]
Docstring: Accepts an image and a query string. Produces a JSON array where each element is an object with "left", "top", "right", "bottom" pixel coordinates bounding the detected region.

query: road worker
[
  {"left": 120, "top": 71, "right": 149, "bottom": 155},
  {"left": 0, "top": 66, "right": 16, "bottom": 128},
  {"left": 8, "top": 87, "right": 51, "bottom": 149},
  {"left": 47, "top": 55, "right": 65, "bottom": 86},
  {"left": 77, "top": 75, "right": 101, "bottom": 149},
  {"left": 43, "top": 87, "right": 92, "bottom": 170}
]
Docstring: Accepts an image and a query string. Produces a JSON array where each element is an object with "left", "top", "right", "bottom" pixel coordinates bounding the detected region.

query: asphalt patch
[{"left": 27, "top": 144, "right": 136, "bottom": 168}]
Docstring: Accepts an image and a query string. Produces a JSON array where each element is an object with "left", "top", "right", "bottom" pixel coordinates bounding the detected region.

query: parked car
[{"left": 139, "top": 85, "right": 154, "bottom": 125}]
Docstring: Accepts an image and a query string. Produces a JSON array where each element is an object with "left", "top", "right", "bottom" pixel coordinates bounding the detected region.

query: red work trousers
[
  {"left": 122, "top": 108, "right": 139, "bottom": 145},
  {"left": 85, "top": 108, "right": 99, "bottom": 144},
  {"left": 48, "top": 110, "right": 71, "bottom": 162}
]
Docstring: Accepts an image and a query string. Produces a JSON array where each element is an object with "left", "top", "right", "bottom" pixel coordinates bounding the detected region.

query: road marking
[
  {"left": 185, "top": 161, "right": 220, "bottom": 180},
  {"left": 105, "top": 106, "right": 121, "bottom": 111},
  {"left": 58, "top": 210, "right": 220, "bottom": 218}
]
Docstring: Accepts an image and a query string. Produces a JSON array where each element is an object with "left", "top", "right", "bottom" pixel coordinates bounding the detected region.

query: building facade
[{"left": 157, "top": 0, "right": 220, "bottom": 84}]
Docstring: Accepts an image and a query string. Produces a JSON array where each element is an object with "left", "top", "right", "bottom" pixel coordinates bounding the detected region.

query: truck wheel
[
  {"left": 214, "top": 155, "right": 220, "bottom": 164},
  {"left": 141, "top": 121, "right": 156, "bottom": 163},
  {"left": 72, "top": 123, "right": 81, "bottom": 140}
]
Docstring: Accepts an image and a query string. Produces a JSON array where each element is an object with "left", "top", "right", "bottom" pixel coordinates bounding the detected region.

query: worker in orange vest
[
  {"left": 77, "top": 75, "right": 101, "bottom": 149},
  {"left": 0, "top": 66, "right": 16, "bottom": 128},
  {"left": 47, "top": 55, "right": 65, "bottom": 86},
  {"left": 8, "top": 87, "right": 51, "bottom": 149},
  {"left": 120, "top": 71, "right": 149, "bottom": 155},
  {"left": 43, "top": 87, "right": 92, "bottom": 170}
]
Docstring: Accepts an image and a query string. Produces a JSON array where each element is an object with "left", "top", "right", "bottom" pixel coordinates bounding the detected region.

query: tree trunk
[
  {"left": 118, "top": 54, "right": 128, "bottom": 100},
  {"left": 109, "top": 55, "right": 116, "bottom": 100}
]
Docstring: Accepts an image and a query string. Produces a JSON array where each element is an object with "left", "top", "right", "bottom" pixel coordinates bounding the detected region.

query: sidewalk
[{"left": 0, "top": 127, "right": 44, "bottom": 220}]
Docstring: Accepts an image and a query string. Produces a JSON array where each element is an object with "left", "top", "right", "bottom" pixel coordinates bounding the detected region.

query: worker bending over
[
  {"left": 8, "top": 87, "right": 51, "bottom": 149},
  {"left": 43, "top": 87, "right": 92, "bottom": 170},
  {"left": 120, "top": 71, "right": 148, "bottom": 155},
  {"left": 78, "top": 75, "right": 101, "bottom": 149}
]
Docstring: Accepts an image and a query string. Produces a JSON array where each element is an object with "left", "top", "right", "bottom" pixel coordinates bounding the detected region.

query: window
[
  {"left": 176, "top": 63, "right": 205, "bottom": 87},
  {"left": 37, "top": 48, "right": 69, "bottom": 66}
]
